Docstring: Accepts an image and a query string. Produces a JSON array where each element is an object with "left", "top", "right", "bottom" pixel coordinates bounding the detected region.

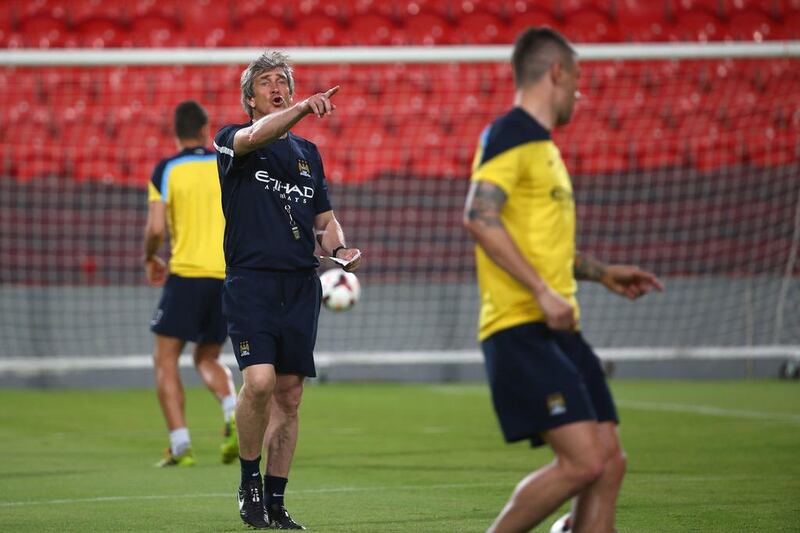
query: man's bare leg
[
  {"left": 571, "top": 422, "right": 626, "bottom": 533},
  {"left": 153, "top": 335, "right": 187, "bottom": 431},
  {"left": 264, "top": 373, "right": 304, "bottom": 476},
  {"left": 193, "top": 342, "right": 236, "bottom": 401},
  {"left": 487, "top": 421, "right": 606, "bottom": 533},
  {"left": 236, "top": 364, "right": 276, "bottom": 460},
  {"left": 262, "top": 373, "right": 306, "bottom": 529}
]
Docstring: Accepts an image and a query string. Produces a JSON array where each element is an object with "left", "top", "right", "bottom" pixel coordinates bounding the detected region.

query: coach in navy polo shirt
[{"left": 214, "top": 50, "right": 361, "bottom": 530}]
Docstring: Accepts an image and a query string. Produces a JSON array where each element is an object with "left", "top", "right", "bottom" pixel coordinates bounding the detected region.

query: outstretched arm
[
  {"left": 463, "top": 181, "right": 576, "bottom": 331},
  {"left": 315, "top": 210, "right": 361, "bottom": 272},
  {"left": 233, "top": 86, "right": 339, "bottom": 157},
  {"left": 574, "top": 252, "right": 664, "bottom": 299}
]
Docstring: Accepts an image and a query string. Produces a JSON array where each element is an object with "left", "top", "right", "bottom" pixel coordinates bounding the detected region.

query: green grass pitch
[{"left": 1, "top": 381, "right": 798, "bottom": 532}]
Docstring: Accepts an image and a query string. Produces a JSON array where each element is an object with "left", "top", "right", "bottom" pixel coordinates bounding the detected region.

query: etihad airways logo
[{"left": 254, "top": 170, "right": 314, "bottom": 203}]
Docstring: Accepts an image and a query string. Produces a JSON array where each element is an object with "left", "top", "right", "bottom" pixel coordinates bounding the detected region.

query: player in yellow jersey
[
  {"left": 143, "top": 101, "right": 239, "bottom": 467},
  {"left": 463, "top": 28, "right": 663, "bottom": 533}
]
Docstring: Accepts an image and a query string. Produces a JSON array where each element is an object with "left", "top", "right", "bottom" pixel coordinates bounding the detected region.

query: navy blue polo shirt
[{"left": 214, "top": 123, "right": 332, "bottom": 272}]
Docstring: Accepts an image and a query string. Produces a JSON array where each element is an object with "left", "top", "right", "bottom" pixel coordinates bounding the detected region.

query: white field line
[
  {"left": 616, "top": 400, "right": 800, "bottom": 424},
  {"left": 0, "top": 482, "right": 507, "bottom": 508}
]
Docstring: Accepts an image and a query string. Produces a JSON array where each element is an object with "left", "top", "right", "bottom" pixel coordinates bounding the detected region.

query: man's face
[
  {"left": 249, "top": 67, "right": 292, "bottom": 118},
  {"left": 555, "top": 59, "right": 580, "bottom": 126}
]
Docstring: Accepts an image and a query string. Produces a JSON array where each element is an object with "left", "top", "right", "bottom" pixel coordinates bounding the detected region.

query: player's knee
[
  {"left": 153, "top": 358, "right": 180, "bottom": 381},
  {"left": 273, "top": 385, "right": 303, "bottom": 416},
  {"left": 562, "top": 454, "right": 605, "bottom": 489},
  {"left": 243, "top": 373, "right": 275, "bottom": 402},
  {"left": 606, "top": 449, "right": 627, "bottom": 480}
]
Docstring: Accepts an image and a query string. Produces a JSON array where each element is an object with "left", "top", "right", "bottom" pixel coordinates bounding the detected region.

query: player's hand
[
  {"left": 335, "top": 247, "right": 362, "bottom": 272},
  {"left": 302, "top": 86, "right": 339, "bottom": 118},
  {"left": 144, "top": 256, "right": 168, "bottom": 287},
  {"left": 601, "top": 264, "right": 664, "bottom": 299},
  {"left": 536, "top": 286, "right": 577, "bottom": 331}
]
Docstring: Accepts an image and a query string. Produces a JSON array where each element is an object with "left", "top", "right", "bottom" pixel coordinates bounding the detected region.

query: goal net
[{"left": 1, "top": 44, "right": 798, "bottom": 369}]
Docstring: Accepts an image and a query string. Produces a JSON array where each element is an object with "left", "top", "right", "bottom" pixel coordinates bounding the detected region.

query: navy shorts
[
  {"left": 481, "top": 322, "right": 618, "bottom": 447},
  {"left": 150, "top": 274, "right": 227, "bottom": 344},
  {"left": 222, "top": 267, "right": 321, "bottom": 376}
]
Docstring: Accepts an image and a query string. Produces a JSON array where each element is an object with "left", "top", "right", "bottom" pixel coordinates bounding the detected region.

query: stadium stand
[
  {"left": 1, "top": 0, "right": 797, "bottom": 363},
  {"left": 2, "top": 0, "right": 800, "bottom": 47},
  {"left": 0, "top": 56, "right": 797, "bottom": 185},
  {"left": 1, "top": 52, "right": 797, "bottom": 283}
]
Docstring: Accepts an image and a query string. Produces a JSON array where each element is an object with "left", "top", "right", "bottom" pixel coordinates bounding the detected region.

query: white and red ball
[{"left": 319, "top": 269, "right": 360, "bottom": 311}]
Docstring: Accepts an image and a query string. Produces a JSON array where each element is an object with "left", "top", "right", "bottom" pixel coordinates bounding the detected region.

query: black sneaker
[
  {"left": 238, "top": 477, "right": 269, "bottom": 529},
  {"left": 268, "top": 504, "right": 305, "bottom": 530}
]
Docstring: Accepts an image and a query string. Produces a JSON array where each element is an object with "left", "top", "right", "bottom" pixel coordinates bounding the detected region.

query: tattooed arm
[
  {"left": 575, "top": 251, "right": 665, "bottom": 299},
  {"left": 574, "top": 252, "right": 607, "bottom": 282},
  {"left": 463, "top": 181, "right": 577, "bottom": 331}
]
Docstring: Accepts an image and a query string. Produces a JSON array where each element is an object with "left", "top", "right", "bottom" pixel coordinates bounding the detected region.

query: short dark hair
[
  {"left": 173, "top": 100, "right": 208, "bottom": 140},
  {"left": 512, "top": 27, "right": 576, "bottom": 88}
]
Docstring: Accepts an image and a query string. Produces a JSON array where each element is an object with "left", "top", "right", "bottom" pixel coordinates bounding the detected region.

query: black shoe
[
  {"left": 238, "top": 477, "right": 269, "bottom": 529},
  {"left": 268, "top": 504, "right": 305, "bottom": 530}
]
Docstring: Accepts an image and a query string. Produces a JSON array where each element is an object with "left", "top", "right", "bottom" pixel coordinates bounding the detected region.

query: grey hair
[{"left": 240, "top": 50, "right": 295, "bottom": 118}]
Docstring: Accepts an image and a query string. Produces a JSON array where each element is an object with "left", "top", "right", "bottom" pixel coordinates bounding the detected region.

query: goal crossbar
[{"left": 2, "top": 42, "right": 799, "bottom": 66}]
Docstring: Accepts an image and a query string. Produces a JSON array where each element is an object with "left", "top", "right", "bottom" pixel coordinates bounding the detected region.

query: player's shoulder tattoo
[{"left": 465, "top": 181, "right": 507, "bottom": 227}]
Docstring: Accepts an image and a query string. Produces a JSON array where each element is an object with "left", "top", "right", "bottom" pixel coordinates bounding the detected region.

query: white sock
[
  {"left": 222, "top": 394, "right": 237, "bottom": 422},
  {"left": 169, "top": 427, "right": 191, "bottom": 456}
]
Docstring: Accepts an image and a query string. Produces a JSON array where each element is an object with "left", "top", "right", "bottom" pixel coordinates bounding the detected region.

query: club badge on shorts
[
  {"left": 239, "top": 340, "right": 251, "bottom": 357},
  {"left": 547, "top": 393, "right": 567, "bottom": 416}
]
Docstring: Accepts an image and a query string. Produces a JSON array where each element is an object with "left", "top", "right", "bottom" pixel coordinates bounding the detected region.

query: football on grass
[{"left": 320, "top": 269, "right": 360, "bottom": 311}]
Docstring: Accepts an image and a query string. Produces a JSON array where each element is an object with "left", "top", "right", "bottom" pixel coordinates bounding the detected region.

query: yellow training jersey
[
  {"left": 471, "top": 107, "right": 579, "bottom": 341},
  {"left": 147, "top": 146, "right": 226, "bottom": 279}
]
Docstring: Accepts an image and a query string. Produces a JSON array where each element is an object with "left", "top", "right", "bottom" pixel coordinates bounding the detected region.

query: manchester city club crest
[
  {"left": 239, "top": 340, "right": 250, "bottom": 357},
  {"left": 297, "top": 158, "right": 311, "bottom": 178}
]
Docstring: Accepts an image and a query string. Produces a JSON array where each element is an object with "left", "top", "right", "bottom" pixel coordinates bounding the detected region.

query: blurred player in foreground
[
  {"left": 214, "top": 51, "right": 361, "bottom": 529},
  {"left": 463, "top": 28, "right": 663, "bottom": 533},
  {"left": 144, "top": 101, "right": 239, "bottom": 467}
]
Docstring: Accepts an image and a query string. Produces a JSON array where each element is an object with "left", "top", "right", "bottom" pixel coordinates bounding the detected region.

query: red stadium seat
[
  {"left": 616, "top": 0, "right": 670, "bottom": 41},
  {"left": 668, "top": 0, "right": 725, "bottom": 18},
  {"left": 728, "top": 9, "right": 777, "bottom": 40},
  {"left": 687, "top": 129, "right": 747, "bottom": 171},
  {"left": 559, "top": 0, "right": 616, "bottom": 16},
  {"left": 563, "top": 8, "right": 621, "bottom": 42},
  {"left": 232, "top": 0, "right": 283, "bottom": 21},
  {"left": 75, "top": 18, "right": 128, "bottom": 48},
  {"left": 628, "top": 142, "right": 676, "bottom": 171},
  {"left": 14, "top": 141, "right": 66, "bottom": 182},
  {"left": 775, "top": 11, "right": 800, "bottom": 39},
  {"left": 281, "top": 14, "right": 342, "bottom": 46},
  {"left": 178, "top": 1, "right": 232, "bottom": 47},
  {"left": 399, "top": 13, "right": 453, "bottom": 45},
  {"left": 344, "top": 14, "right": 396, "bottom": 45},
  {"left": 451, "top": 12, "right": 506, "bottom": 44},
  {"left": 16, "top": 0, "right": 67, "bottom": 25},
  {"left": 225, "top": 18, "right": 286, "bottom": 47},
  {"left": 69, "top": 0, "right": 127, "bottom": 27},
  {"left": 507, "top": 9, "right": 562, "bottom": 41},
  {"left": 17, "top": 16, "right": 68, "bottom": 48},
  {"left": 129, "top": 15, "right": 179, "bottom": 47},
  {"left": 671, "top": 10, "right": 730, "bottom": 41},
  {"left": 749, "top": 128, "right": 797, "bottom": 167},
  {"left": 130, "top": 0, "right": 180, "bottom": 22},
  {"left": 729, "top": 0, "right": 783, "bottom": 18}
]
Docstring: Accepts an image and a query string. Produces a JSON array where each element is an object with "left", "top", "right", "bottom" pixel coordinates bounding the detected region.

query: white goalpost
[{"left": 1, "top": 42, "right": 798, "bottom": 382}]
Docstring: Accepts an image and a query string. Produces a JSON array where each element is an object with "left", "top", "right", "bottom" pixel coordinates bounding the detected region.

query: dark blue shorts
[
  {"left": 222, "top": 267, "right": 321, "bottom": 376},
  {"left": 481, "top": 322, "right": 618, "bottom": 447},
  {"left": 150, "top": 274, "right": 227, "bottom": 344}
]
